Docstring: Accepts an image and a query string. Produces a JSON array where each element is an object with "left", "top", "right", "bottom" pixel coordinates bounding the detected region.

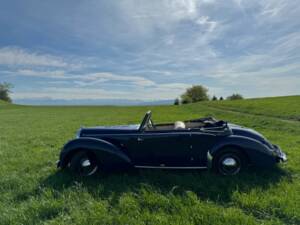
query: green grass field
[
  {"left": 0, "top": 96, "right": 300, "bottom": 225},
  {"left": 203, "top": 96, "right": 300, "bottom": 121}
]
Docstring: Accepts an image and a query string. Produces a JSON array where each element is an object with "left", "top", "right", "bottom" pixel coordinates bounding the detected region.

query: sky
[{"left": 0, "top": 0, "right": 300, "bottom": 104}]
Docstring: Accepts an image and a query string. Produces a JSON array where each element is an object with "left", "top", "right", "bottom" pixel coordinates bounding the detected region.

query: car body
[{"left": 57, "top": 111, "right": 287, "bottom": 176}]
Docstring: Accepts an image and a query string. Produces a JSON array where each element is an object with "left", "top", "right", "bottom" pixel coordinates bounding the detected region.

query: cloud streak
[
  {"left": 12, "top": 83, "right": 191, "bottom": 101},
  {"left": 0, "top": 47, "right": 68, "bottom": 68}
]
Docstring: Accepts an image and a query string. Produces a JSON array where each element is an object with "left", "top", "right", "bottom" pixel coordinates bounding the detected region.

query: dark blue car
[{"left": 57, "top": 111, "right": 287, "bottom": 176}]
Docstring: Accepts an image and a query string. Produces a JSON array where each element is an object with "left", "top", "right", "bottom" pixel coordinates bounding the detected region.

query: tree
[
  {"left": 181, "top": 85, "right": 209, "bottom": 104},
  {"left": 227, "top": 93, "right": 243, "bottom": 100},
  {"left": 0, "top": 82, "right": 13, "bottom": 103},
  {"left": 219, "top": 96, "right": 224, "bottom": 101},
  {"left": 174, "top": 98, "right": 180, "bottom": 105},
  {"left": 181, "top": 94, "right": 192, "bottom": 104},
  {"left": 212, "top": 95, "right": 218, "bottom": 101}
]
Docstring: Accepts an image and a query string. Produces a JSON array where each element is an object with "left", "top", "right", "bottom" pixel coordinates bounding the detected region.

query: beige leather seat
[{"left": 174, "top": 121, "right": 186, "bottom": 129}]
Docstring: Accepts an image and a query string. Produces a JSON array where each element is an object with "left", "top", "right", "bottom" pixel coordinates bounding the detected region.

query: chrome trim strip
[
  {"left": 82, "top": 132, "right": 190, "bottom": 137},
  {"left": 134, "top": 165, "right": 207, "bottom": 169},
  {"left": 81, "top": 131, "right": 218, "bottom": 137}
]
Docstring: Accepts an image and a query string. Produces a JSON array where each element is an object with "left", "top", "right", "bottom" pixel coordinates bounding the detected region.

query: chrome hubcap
[
  {"left": 220, "top": 156, "right": 240, "bottom": 175},
  {"left": 80, "top": 158, "right": 98, "bottom": 176},
  {"left": 222, "top": 157, "right": 237, "bottom": 167},
  {"left": 81, "top": 159, "right": 91, "bottom": 167}
]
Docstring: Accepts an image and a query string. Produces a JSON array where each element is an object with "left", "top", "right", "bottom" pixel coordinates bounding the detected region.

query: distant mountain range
[{"left": 14, "top": 98, "right": 174, "bottom": 106}]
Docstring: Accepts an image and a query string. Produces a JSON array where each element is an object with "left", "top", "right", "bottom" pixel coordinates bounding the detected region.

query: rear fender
[
  {"left": 59, "top": 137, "right": 131, "bottom": 169},
  {"left": 209, "top": 135, "right": 276, "bottom": 167}
]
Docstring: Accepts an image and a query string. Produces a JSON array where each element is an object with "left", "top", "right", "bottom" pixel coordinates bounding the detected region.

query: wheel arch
[
  {"left": 59, "top": 137, "right": 132, "bottom": 169},
  {"left": 208, "top": 135, "right": 276, "bottom": 168}
]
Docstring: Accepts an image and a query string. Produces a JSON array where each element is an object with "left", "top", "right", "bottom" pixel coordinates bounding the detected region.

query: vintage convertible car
[{"left": 57, "top": 111, "right": 287, "bottom": 176}]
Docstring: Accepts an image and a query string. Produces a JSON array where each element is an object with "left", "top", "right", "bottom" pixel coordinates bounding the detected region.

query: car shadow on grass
[{"left": 41, "top": 166, "right": 291, "bottom": 204}]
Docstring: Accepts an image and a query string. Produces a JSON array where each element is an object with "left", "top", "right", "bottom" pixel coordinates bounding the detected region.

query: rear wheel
[
  {"left": 69, "top": 151, "right": 98, "bottom": 176},
  {"left": 213, "top": 148, "right": 246, "bottom": 175}
]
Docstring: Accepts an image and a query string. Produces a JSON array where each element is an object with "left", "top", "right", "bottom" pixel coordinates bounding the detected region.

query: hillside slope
[
  {"left": 0, "top": 99, "right": 9, "bottom": 105},
  {"left": 203, "top": 95, "right": 300, "bottom": 121}
]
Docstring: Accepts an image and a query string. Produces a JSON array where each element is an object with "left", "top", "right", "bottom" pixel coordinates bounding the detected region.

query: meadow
[{"left": 0, "top": 96, "right": 299, "bottom": 225}]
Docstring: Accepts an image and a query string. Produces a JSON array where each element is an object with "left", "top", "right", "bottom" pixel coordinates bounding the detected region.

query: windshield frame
[{"left": 139, "top": 111, "right": 152, "bottom": 131}]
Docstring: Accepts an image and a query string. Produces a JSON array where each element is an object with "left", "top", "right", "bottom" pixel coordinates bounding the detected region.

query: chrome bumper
[
  {"left": 277, "top": 151, "right": 287, "bottom": 162},
  {"left": 273, "top": 145, "right": 287, "bottom": 162}
]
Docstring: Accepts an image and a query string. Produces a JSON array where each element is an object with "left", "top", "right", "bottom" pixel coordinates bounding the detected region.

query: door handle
[{"left": 137, "top": 137, "right": 144, "bottom": 142}]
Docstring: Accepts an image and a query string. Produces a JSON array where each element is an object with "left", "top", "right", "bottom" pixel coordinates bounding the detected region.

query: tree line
[{"left": 174, "top": 85, "right": 243, "bottom": 105}]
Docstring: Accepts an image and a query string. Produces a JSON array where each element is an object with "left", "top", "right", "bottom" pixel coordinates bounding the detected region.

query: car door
[
  {"left": 123, "top": 133, "right": 155, "bottom": 166},
  {"left": 190, "top": 130, "right": 219, "bottom": 166},
  {"left": 130, "top": 130, "right": 192, "bottom": 167}
]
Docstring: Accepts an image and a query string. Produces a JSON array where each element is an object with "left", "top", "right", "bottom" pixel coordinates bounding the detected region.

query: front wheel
[
  {"left": 213, "top": 149, "right": 246, "bottom": 175},
  {"left": 69, "top": 151, "right": 98, "bottom": 176}
]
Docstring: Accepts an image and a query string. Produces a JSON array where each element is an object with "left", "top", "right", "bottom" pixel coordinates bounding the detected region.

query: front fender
[
  {"left": 209, "top": 135, "right": 276, "bottom": 167},
  {"left": 59, "top": 137, "right": 131, "bottom": 169}
]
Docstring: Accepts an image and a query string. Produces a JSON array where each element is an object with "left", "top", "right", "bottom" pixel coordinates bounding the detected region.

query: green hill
[
  {"left": 0, "top": 99, "right": 9, "bottom": 105},
  {"left": 0, "top": 96, "right": 299, "bottom": 225},
  {"left": 204, "top": 95, "right": 300, "bottom": 121}
]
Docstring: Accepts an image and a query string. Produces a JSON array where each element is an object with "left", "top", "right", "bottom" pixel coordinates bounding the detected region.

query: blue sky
[{"left": 0, "top": 0, "right": 299, "bottom": 103}]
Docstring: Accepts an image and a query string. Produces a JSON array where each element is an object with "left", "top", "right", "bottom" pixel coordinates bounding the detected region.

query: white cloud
[
  {"left": 12, "top": 87, "right": 126, "bottom": 100},
  {"left": 12, "top": 82, "right": 190, "bottom": 101},
  {"left": 260, "top": 0, "right": 286, "bottom": 17},
  {"left": 77, "top": 72, "right": 156, "bottom": 87},
  {"left": 17, "top": 69, "right": 65, "bottom": 78},
  {"left": 10, "top": 69, "right": 157, "bottom": 87},
  {"left": 8, "top": 66, "right": 159, "bottom": 89},
  {"left": 0, "top": 47, "right": 68, "bottom": 68},
  {"left": 195, "top": 16, "right": 217, "bottom": 32}
]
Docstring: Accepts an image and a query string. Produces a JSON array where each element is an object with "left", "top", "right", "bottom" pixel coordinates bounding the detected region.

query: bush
[
  {"left": 181, "top": 85, "right": 209, "bottom": 104},
  {"left": 227, "top": 93, "right": 243, "bottom": 100},
  {"left": 174, "top": 98, "right": 180, "bottom": 105},
  {"left": 212, "top": 96, "right": 217, "bottom": 101},
  {"left": 181, "top": 94, "right": 192, "bottom": 104},
  {"left": 0, "top": 82, "right": 13, "bottom": 103}
]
